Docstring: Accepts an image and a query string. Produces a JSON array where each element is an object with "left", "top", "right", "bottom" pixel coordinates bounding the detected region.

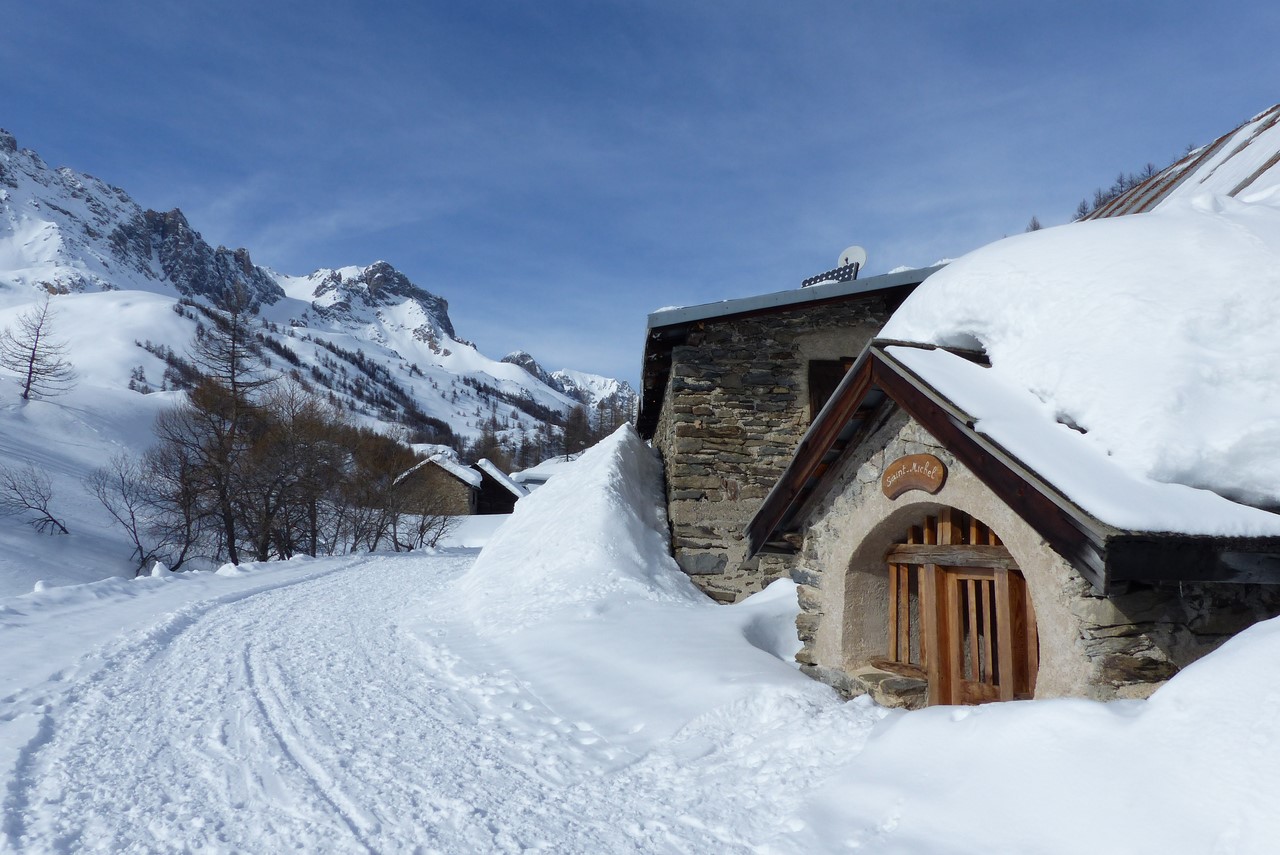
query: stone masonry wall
[
  {"left": 419, "top": 465, "right": 477, "bottom": 516},
  {"left": 795, "top": 412, "right": 1280, "bottom": 703},
  {"left": 650, "top": 296, "right": 897, "bottom": 602}
]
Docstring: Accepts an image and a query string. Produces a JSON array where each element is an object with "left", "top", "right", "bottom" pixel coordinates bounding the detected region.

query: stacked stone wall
[
  {"left": 650, "top": 297, "right": 894, "bottom": 602},
  {"left": 418, "top": 465, "right": 477, "bottom": 516}
]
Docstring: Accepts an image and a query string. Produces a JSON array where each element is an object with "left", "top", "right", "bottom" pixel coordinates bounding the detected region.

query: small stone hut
[
  {"left": 746, "top": 343, "right": 1280, "bottom": 707},
  {"left": 416, "top": 455, "right": 480, "bottom": 515},
  {"left": 637, "top": 266, "right": 940, "bottom": 603}
]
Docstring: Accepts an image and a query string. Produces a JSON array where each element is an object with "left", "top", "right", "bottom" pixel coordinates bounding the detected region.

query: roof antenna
[{"left": 801, "top": 245, "right": 868, "bottom": 288}]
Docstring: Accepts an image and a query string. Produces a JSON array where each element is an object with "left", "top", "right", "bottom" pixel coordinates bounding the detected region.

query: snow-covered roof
[
  {"left": 645, "top": 265, "right": 942, "bottom": 331},
  {"left": 885, "top": 345, "right": 1280, "bottom": 538},
  {"left": 1087, "top": 104, "right": 1280, "bottom": 218},
  {"left": 751, "top": 187, "right": 1280, "bottom": 591},
  {"left": 511, "top": 455, "right": 580, "bottom": 488},
  {"left": 475, "top": 459, "right": 529, "bottom": 499},
  {"left": 423, "top": 454, "right": 483, "bottom": 489},
  {"left": 881, "top": 192, "right": 1280, "bottom": 521}
]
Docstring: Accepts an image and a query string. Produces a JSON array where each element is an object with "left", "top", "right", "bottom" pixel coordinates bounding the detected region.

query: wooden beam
[{"left": 886, "top": 544, "right": 1018, "bottom": 569}]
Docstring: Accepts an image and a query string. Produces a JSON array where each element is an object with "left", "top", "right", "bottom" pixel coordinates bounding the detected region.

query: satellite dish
[{"left": 838, "top": 245, "right": 868, "bottom": 270}]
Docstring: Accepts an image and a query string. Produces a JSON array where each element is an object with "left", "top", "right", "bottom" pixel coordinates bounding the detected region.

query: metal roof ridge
[{"left": 646, "top": 265, "right": 944, "bottom": 330}]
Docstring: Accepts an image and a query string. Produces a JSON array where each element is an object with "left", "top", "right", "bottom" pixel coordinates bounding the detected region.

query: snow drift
[{"left": 456, "top": 424, "right": 705, "bottom": 630}]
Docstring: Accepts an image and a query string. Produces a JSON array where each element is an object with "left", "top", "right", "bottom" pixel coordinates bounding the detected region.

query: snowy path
[{"left": 0, "top": 553, "right": 857, "bottom": 854}]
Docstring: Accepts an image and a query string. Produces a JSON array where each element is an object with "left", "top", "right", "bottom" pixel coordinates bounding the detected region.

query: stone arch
[{"left": 842, "top": 501, "right": 1039, "bottom": 706}]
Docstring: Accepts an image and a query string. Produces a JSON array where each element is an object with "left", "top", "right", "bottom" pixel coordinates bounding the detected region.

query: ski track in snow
[{"left": 1, "top": 554, "right": 854, "bottom": 854}]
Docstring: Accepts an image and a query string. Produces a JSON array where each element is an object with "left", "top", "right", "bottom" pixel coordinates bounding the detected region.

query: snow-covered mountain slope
[
  {"left": 0, "top": 129, "right": 633, "bottom": 448},
  {"left": 502, "top": 350, "right": 638, "bottom": 416},
  {"left": 1086, "top": 104, "right": 1280, "bottom": 218}
]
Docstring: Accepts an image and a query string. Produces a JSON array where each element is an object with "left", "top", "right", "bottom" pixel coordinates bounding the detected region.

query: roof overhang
[{"left": 746, "top": 342, "right": 1280, "bottom": 593}]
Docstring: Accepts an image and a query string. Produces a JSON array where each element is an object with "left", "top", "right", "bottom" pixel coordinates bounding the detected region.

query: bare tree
[
  {"left": 0, "top": 298, "right": 76, "bottom": 400},
  {"left": 0, "top": 463, "right": 68, "bottom": 534},
  {"left": 86, "top": 453, "right": 161, "bottom": 572}
]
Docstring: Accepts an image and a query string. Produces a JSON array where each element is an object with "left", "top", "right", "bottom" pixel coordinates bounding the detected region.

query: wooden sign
[{"left": 882, "top": 454, "right": 946, "bottom": 499}]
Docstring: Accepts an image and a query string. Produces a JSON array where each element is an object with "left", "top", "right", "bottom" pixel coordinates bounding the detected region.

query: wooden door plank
[
  {"left": 939, "top": 507, "right": 955, "bottom": 546},
  {"left": 916, "top": 566, "right": 927, "bottom": 668},
  {"left": 897, "top": 564, "right": 910, "bottom": 661},
  {"left": 982, "top": 579, "right": 995, "bottom": 684},
  {"left": 966, "top": 579, "right": 980, "bottom": 682},
  {"left": 922, "top": 563, "right": 951, "bottom": 706},
  {"left": 885, "top": 544, "right": 1017, "bottom": 570},
  {"left": 888, "top": 563, "right": 900, "bottom": 661},
  {"left": 994, "top": 568, "right": 1015, "bottom": 701},
  {"left": 942, "top": 568, "right": 962, "bottom": 701}
]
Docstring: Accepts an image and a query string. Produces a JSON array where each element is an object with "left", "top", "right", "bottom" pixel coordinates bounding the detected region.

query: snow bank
[
  {"left": 446, "top": 425, "right": 824, "bottom": 747},
  {"left": 882, "top": 193, "right": 1280, "bottom": 527},
  {"left": 456, "top": 425, "right": 704, "bottom": 630},
  {"left": 790, "top": 613, "right": 1280, "bottom": 853}
]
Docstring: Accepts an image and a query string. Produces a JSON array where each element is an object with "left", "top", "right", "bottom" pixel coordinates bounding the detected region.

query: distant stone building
[
  {"left": 637, "top": 267, "right": 939, "bottom": 603},
  {"left": 417, "top": 456, "right": 480, "bottom": 515}
]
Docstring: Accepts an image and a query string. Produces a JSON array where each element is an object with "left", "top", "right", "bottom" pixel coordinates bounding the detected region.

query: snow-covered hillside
[{"left": 0, "top": 129, "right": 636, "bottom": 451}]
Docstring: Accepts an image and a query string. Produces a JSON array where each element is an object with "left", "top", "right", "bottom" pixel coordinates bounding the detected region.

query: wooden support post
[
  {"left": 994, "top": 568, "right": 1016, "bottom": 701},
  {"left": 939, "top": 507, "right": 955, "bottom": 546},
  {"left": 967, "top": 579, "right": 980, "bottom": 682},
  {"left": 922, "top": 563, "right": 951, "bottom": 706}
]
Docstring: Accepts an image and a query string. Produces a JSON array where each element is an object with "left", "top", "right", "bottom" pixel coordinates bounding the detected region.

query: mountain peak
[{"left": 502, "top": 351, "right": 552, "bottom": 385}]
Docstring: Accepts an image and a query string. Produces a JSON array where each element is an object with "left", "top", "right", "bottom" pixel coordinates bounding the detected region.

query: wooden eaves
[{"left": 746, "top": 342, "right": 1280, "bottom": 594}]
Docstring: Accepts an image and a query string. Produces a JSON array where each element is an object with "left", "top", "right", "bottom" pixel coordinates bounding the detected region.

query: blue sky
[{"left": 4, "top": 1, "right": 1280, "bottom": 385}]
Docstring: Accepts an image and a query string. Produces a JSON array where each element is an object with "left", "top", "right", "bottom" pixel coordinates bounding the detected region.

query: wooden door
[
  {"left": 885, "top": 509, "right": 1038, "bottom": 706},
  {"left": 939, "top": 566, "right": 1032, "bottom": 703}
]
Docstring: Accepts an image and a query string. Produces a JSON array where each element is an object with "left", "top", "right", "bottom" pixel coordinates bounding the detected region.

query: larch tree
[{"left": 0, "top": 297, "right": 76, "bottom": 400}]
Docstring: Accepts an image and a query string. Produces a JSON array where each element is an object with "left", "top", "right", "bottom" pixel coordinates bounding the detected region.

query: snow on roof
[
  {"left": 646, "top": 265, "right": 941, "bottom": 330},
  {"left": 475, "top": 458, "right": 529, "bottom": 499},
  {"left": 887, "top": 346, "right": 1280, "bottom": 537},
  {"left": 423, "top": 453, "right": 482, "bottom": 489},
  {"left": 880, "top": 191, "right": 1280, "bottom": 535},
  {"left": 1088, "top": 105, "right": 1280, "bottom": 217},
  {"left": 511, "top": 454, "right": 581, "bottom": 486}
]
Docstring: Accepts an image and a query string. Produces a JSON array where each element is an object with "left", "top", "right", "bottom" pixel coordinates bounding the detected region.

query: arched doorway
[{"left": 879, "top": 507, "right": 1038, "bottom": 705}]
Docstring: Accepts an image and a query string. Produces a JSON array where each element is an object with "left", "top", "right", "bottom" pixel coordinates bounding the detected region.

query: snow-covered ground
[{"left": 4, "top": 426, "right": 1280, "bottom": 853}]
